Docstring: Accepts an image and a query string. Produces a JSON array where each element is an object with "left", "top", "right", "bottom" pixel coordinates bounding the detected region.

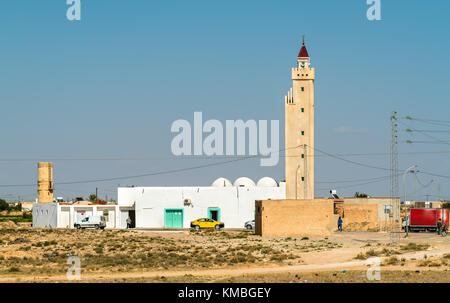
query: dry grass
[
  {"left": 0, "top": 229, "right": 344, "bottom": 277},
  {"left": 70, "top": 270, "right": 450, "bottom": 283},
  {"left": 355, "top": 242, "right": 430, "bottom": 260}
]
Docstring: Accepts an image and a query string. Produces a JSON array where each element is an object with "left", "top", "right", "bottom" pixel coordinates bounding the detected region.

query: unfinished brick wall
[
  {"left": 255, "top": 199, "right": 335, "bottom": 237},
  {"left": 341, "top": 203, "right": 378, "bottom": 231},
  {"left": 337, "top": 198, "right": 400, "bottom": 232}
]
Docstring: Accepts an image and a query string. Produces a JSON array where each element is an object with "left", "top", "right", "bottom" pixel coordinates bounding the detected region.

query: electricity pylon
[{"left": 390, "top": 111, "right": 400, "bottom": 244}]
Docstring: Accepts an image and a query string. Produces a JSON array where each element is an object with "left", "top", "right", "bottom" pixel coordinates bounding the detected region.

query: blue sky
[{"left": 1, "top": 0, "right": 449, "bottom": 201}]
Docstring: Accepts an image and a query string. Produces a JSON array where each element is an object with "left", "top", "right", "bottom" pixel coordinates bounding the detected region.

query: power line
[
  {"left": 310, "top": 145, "right": 391, "bottom": 171},
  {"left": 0, "top": 145, "right": 447, "bottom": 191},
  {"left": 405, "top": 129, "right": 450, "bottom": 133},
  {"left": 317, "top": 173, "right": 404, "bottom": 191},
  {"left": 420, "top": 171, "right": 450, "bottom": 180},
  {"left": 2, "top": 151, "right": 450, "bottom": 162},
  {"left": 0, "top": 146, "right": 408, "bottom": 187},
  {"left": 0, "top": 183, "right": 36, "bottom": 188},
  {"left": 317, "top": 176, "right": 391, "bottom": 190},
  {"left": 400, "top": 120, "right": 450, "bottom": 147},
  {"left": 316, "top": 174, "right": 398, "bottom": 184},
  {"left": 404, "top": 116, "right": 450, "bottom": 125},
  {"left": 0, "top": 157, "right": 252, "bottom": 187},
  {"left": 406, "top": 141, "right": 450, "bottom": 144},
  {"left": 413, "top": 173, "right": 433, "bottom": 188},
  {"left": 0, "top": 144, "right": 302, "bottom": 187}
]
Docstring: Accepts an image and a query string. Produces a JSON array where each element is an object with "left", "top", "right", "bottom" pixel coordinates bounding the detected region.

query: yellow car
[{"left": 190, "top": 218, "right": 224, "bottom": 230}]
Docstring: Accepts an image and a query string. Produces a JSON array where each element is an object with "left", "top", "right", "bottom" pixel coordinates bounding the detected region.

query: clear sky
[{"left": 1, "top": 0, "right": 449, "bottom": 201}]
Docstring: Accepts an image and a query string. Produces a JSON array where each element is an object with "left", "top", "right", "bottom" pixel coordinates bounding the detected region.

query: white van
[{"left": 74, "top": 216, "right": 106, "bottom": 230}]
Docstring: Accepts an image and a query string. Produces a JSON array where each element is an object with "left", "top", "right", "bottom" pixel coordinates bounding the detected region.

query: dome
[
  {"left": 212, "top": 177, "right": 233, "bottom": 187},
  {"left": 233, "top": 177, "right": 256, "bottom": 187},
  {"left": 257, "top": 177, "right": 278, "bottom": 187}
]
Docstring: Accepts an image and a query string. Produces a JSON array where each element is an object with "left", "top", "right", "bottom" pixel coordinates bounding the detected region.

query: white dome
[
  {"left": 257, "top": 177, "right": 278, "bottom": 187},
  {"left": 212, "top": 177, "right": 233, "bottom": 187},
  {"left": 233, "top": 177, "right": 256, "bottom": 187}
]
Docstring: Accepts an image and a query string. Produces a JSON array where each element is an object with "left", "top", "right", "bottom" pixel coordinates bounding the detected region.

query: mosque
[{"left": 33, "top": 39, "right": 317, "bottom": 229}]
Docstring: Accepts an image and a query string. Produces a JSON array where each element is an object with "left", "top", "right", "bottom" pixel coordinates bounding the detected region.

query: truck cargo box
[
  {"left": 407, "top": 208, "right": 449, "bottom": 232},
  {"left": 410, "top": 208, "right": 437, "bottom": 227}
]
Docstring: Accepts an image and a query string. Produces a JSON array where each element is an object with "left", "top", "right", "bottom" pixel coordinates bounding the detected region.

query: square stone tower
[{"left": 285, "top": 39, "right": 315, "bottom": 199}]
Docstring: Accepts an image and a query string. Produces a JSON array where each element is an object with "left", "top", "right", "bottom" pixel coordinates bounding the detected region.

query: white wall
[
  {"left": 124, "top": 183, "right": 285, "bottom": 229},
  {"left": 117, "top": 187, "right": 137, "bottom": 207},
  {"left": 33, "top": 203, "right": 58, "bottom": 228}
]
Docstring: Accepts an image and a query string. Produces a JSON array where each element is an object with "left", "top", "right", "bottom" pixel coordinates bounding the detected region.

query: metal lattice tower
[{"left": 390, "top": 111, "right": 400, "bottom": 244}]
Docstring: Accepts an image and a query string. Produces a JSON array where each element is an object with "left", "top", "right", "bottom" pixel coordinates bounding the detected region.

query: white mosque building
[{"left": 117, "top": 177, "right": 285, "bottom": 229}]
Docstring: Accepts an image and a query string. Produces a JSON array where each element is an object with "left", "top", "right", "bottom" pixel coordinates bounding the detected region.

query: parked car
[
  {"left": 74, "top": 216, "right": 106, "bottom": 230},
  {"left": 190, "top": 218, "right": 224, "bottom": 230},
  {"left": 244, "top": 220, "right": 255, "bottom": 230}
]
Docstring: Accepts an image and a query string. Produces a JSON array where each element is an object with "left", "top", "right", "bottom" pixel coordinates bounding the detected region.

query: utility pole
[
  {"left": 413, "top": 171, "right": 417, "bottom": 202},
  {"left": 95, "top": 187, "right": 98, "bottom": 203},
  {"left": 438, "top": 183, "right": 441, "bottom": 201},
  {"left": 430, "top": 179, "right": 434, "bottom": 202},
  {"left": 402, "top": 164, "right": 417, "bottom": 239}
]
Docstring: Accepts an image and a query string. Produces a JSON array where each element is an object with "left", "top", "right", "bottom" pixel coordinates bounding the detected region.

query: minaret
[{"left": 285, "top": 37, "right": 315, "bottom": 200}]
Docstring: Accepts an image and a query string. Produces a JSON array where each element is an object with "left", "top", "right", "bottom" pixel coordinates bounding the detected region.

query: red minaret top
[{"left": 297, "top": 36, "right": 309, "bottom": 58}]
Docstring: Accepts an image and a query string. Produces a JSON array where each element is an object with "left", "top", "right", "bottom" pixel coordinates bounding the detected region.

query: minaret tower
[{"left": 285, "top": 37, "right": 315, "bottom": 200}]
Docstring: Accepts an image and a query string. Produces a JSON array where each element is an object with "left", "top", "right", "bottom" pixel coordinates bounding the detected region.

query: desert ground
[{"left": 1, "top": 223, "right": 450, "bottom": 283}]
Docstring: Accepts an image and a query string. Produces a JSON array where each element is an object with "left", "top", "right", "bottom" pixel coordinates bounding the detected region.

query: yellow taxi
[{"left": 190, "top": 218, "right": 225, "bottom": 230}]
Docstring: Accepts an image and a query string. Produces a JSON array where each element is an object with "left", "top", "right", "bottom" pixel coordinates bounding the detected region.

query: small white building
[
  {"left": 119, "top": 177, "right": 285, "bottom": 229},
  {"left": 33, "top": 177, "right": 285, "bottom": 229},
  {"left": 33, "top": 202, "right": 134, "bottom": 229}
]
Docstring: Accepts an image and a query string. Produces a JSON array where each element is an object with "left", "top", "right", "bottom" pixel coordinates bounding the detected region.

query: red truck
[{"left": 403, "top": 208, "right": 449, "bottom": 233}]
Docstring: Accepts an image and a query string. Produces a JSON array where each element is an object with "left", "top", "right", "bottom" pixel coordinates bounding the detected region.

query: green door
[
  {"left": 207, "top": 208, "right": 221, "bottom": 221},
  {"left": 164, "top": 209, "right": 183, "bottom": 228}
]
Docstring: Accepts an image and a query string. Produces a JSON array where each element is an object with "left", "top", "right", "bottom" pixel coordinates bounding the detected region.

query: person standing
[
  {"left": 338, "top": 217, "right": 343, "bottom": 232},
  {"left": 437, "top": 218, "right": 442, "bottom": 235},
  {"left": 126, "top": 217, "right": 132, "bottom": 229}
]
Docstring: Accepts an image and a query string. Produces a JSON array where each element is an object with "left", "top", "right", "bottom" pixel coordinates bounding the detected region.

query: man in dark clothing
[
  {"left": 338, "top": 217, "right": 343, "bottom": 232},
  {"left": 437, "top": 218, "right": 442, "bottom": 235}
]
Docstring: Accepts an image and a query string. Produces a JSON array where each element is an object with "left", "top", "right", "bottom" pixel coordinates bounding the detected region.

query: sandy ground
[{"left": 1, "top": 229, "right": 450, "bottom": 282}]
